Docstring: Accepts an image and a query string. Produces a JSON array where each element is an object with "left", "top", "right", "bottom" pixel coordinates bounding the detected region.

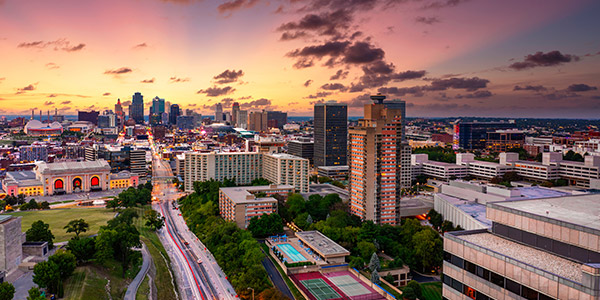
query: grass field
[
  {"left": 63, "top": 259, "right": 141, "bottom": 300},
  {"left": 5, "top": 207, "right": 116, "bottom": 242},
  {"left": 421, "top": 282, "right": 442, "bottom": 300},
  {"left": 136, "top": 275, "right": 150, "bottom": 300}
]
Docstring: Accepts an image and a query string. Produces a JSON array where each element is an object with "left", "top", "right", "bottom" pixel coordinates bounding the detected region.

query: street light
[{"left": 247, "top": 287, "right": 254, "bottom": 300}]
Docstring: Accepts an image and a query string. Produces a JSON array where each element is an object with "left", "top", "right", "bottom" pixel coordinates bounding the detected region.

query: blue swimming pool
[{"left": 277, "top": 243, "right": 307, "bottom": 262}]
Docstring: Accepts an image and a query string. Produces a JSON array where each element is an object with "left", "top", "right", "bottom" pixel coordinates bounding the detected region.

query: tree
[
  {"left": 412, "top": 228, "right": 443, "bottom": 272},
  {"left": 144, "top": 209, "right": 165, "bottom": 231},
  {"left": 357, "top": 241, "right": 377, "bottom": 261},
  {"left": 49, "top": 250, "right": 77, "bottom": 297},
  {"left": 26, "top": 220, "right": 54, "bottom": 248},
  {"left": 427, "top": 209, "right": 443, "bottom": 230},
  {"left": 368, "top": 253, "right": 380, "bottom": 272},
  {"left": 40, "top": 201, "right": 50, "bottom": 210},
  {"left": 106, "top": 198, "right": 119, "bottom": 211},
  {"left": 64, "top": 219, "right": 89, "bottom": 238},
  {"left": 26, "top": 286, "right": 45, "bottom": 300},
  {"left": 306, "top": 214, "right": 313, "bottom": 225},
  {"left": 251, "top": 178, "right": 271, "bottom": 186},
  {"left": 402, "top": 286, "right": 417, "bottom": 300},
  {"left": 370, "top": 269, "right": 380, "bottom": 284},
  {"left": 406, "top": 281, "right": 422, "bottom": 300},
  {"left": 96, "top": 216, "right": 141, "bottom": 277},
  {"left": 28, "top": 199, "right": 39, "bottom": 210},
  {"left": 441, "top": 220, "right": 455, "bottom": 233},
  {"left": 286, "top": 193, "right": 306, "bottom": 219},
  {"left": 67, "top": 237, "right": 96, "bottom": 264},
  {"left": 0, "top": 282, "right": 15, "bottom": 300},
  {"left": 349, "top": 256, "right": 365, "bottom": 269},
  {"left": 33, "top": 261, "right": 60, "bottom": 294},
  {"left": 248, "top": 213, "right": 284, "bottom": 238}
]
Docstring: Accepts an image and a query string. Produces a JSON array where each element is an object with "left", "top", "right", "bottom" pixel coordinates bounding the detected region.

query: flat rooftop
[
  {"left": 423, "top": 160, "right": 465, "bottom": 168},
  {"left": 266, "top": 153, "right": 306, "bottom": 160},
  {"left": 491, "top": 194, "right": 600, "bottom": 232},
  {"left": 220, "top": 185, "right": 294, "bottom": 204},
  {"left": 317, "top": 165, "right": 349, "bottom": 171},
  {"left": 296, "top": 231, "right": 350, "bottom": 257},
  {"left": 437, "top": 193, "right": 490, "bottom": 227},
  {"left": 457, "top": 232, "right": 582, "bottom": 282}
]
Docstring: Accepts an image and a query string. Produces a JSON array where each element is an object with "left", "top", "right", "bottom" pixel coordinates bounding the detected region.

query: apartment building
[
  {"left": 218, "top": 185, "right": 294, "bottom": 228},
  {"left": 262, "top": 153, "right": 309, "bottom": 193},
  {"left": 412, "top": 154, "right": 468, "bottom": 180},
  {"left": 443, "top": 194, "right": 600, "bottom": 300},
  {"left": 456, "top": 153, "right": 512, "bottom": 179},
  {"left": 500, "top": 152, "right": 600, "bottom": 187},
  {"left": 184, "top": 151, "right": 308, "bottom": 192},
  {"left": 184, "top": 151, "right": 262, "bottom": 191},
  {"left": 348, "top": 94, "right": 411, "bottom": 225}
]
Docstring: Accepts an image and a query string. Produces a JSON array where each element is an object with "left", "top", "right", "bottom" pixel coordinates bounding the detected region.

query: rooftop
[
  {"left": 0, "top": 215, "right": 13, "bottom": 224},
  {"left": 457, "top": 232, "right": 582, "bottom": 282},
  {"left": 437, "top": 193, "right": 491, "bottom": 227},
  {"left": 37, "top": 160, "right": 110, "bottom": 173},
  {"left": 296, "top": 231, "right": 350, "bottom": 257},
  {"left": 265, "top": 153, "right": 307, "bottom": 160},
  {"left": 317, "top": 165, "right": 349, "bottom": 171},
  {"left": 219, "top": 184, "right": 294, "bottom": 204},
  {"left": 491, "top": 194, "right": 600, "bottom": 232}
]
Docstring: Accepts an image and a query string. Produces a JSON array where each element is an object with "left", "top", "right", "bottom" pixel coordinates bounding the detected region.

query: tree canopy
[{"left": 26, "top": 220, "right": 55, "bottom": 249}]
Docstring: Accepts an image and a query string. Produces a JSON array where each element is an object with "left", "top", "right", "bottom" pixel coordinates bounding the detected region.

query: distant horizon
[{"left": 2, "top": 114, "right": 600, "bottom": 121}]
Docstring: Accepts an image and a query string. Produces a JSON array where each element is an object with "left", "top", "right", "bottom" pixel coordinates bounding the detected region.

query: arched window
[
  {"left": 91, "top": 176, "right": 100, "bottom": 186},
  {"left": 73, "top": 178, "right": 82, "bottom": 189},
  {"left": 54, "top": 179, "right": 64, "bottom": 190}
]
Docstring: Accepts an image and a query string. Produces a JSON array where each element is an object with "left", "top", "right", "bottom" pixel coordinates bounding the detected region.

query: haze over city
[{"left": 1, "top": 0, "right": 599, "bottom": 118}]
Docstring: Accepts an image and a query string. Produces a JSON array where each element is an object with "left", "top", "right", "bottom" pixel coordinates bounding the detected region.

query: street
[{"left": 149, "top": 133, "right": 237, "bottom": 300}]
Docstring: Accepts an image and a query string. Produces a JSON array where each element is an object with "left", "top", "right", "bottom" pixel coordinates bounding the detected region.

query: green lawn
[
  {"left": 5, "top": 207, "right": 116, "bottom": 242},
  {"left": 63, "top": 259, "right": 141, "bottom": 300},
  {"left": 136, "top": 275, "right": 150, "bottom": 300},
  {"left": 421, "top": 282, "right": 442, "bottom": 300}
]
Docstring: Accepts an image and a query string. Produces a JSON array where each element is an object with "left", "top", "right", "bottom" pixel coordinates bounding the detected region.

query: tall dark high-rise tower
[
  {"left": 169, "top": 104, "right": 180, "bottom": 125},
  {"left": 129, "top": 92, "right": 144, "bottom": 124},
  {"left": 314, "top": 100, "right": 347, "bottom": 167}
]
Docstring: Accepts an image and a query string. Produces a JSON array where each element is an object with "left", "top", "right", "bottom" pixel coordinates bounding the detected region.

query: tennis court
[
  {"left": 328, "top": 275, "right": 371, "bottom": 297},
  {"left": 301, "top": 278, "right": 342, "bottom": 300},
  {"left": 277, "top": 243, "right": 307, "bottom": 262}
]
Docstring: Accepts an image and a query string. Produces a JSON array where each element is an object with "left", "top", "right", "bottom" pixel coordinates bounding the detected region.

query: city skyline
[{"left": 0, "top": 0, "right": 599, "bottom": 118}]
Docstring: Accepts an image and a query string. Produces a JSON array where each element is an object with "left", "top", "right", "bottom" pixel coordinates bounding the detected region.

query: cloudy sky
[{"left": 0, "top": 0, "right": 599, "bottom": 118}]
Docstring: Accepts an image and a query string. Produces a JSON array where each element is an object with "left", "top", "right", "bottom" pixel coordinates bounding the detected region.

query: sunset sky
[{"left": 0, "top": 0, "right": 599, "bottom": 118}]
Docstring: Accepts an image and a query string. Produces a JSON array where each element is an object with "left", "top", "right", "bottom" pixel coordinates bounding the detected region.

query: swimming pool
[{"left": 277, "top": 243, "right": 307, "bottom": 262}]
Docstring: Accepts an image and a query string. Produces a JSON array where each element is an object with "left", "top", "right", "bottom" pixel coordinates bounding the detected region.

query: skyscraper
[
  {"left": 115, "top": 98, "right": 124, "bottom": 128},
  {"left": 151, "top": 96, "right": 165, "bottom": 115},
  {"left": 314, "top": 101, "right": 347, "bottom": 167},
  {"left": 232, "top": 102, "right": 240, "bottom": 126},
  {"left": 129, "top": 92, "right": 144, "bottom": 124},
  {"left": 215, "top": 103, "right": 223, "bottom": 123},
  {"left": 348, "top": 94, "right": 411, "bottom": 225},
  {"left": 169, "top": 104, "right": 180, "bottom": 125}
]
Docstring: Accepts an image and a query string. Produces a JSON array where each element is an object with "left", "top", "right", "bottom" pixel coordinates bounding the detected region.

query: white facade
[
  {"left": 184, "top": 151, "right": 262, "bottom": 191},
  {"left": 262, "top": 153, "right": 309, "bottom": 193},
  {"left": 411, "top": 154, "right": 468, "bottom": 180},
  {"left": 184, "top": 151, "right": 310, "bottom": 193}
]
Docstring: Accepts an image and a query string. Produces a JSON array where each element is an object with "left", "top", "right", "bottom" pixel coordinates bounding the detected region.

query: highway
[{"left": 149, "top": 132, "right": 238, "bottom": 300}]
